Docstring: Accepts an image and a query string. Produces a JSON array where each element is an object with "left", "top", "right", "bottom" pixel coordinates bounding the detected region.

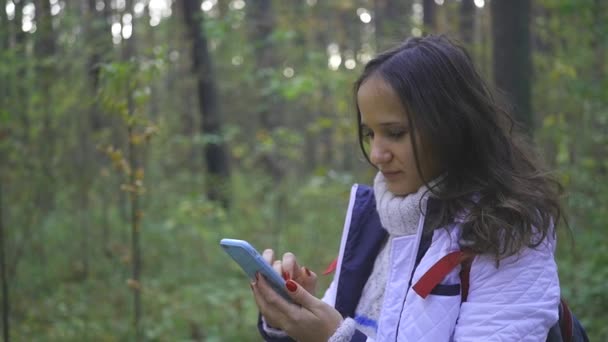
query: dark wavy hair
[{"left": 354, "top": 35, "right": 563, "bottom": 260}]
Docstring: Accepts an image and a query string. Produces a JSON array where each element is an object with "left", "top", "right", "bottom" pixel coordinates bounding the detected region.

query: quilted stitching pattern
[
  {"left": 376, "top": 235, "right": 418, "bottom": 341},
  {"left": 321, "top": 186, "right": 559, "bottom": 341},
  {"left": 453, "top": 242, "right": 560, "bottom": 342},
  {"left": 394, "top": 227, "right": 462, "bottom": 341},
  {"left": 375, "top": 225, "right": 559, "bottom": 341}
]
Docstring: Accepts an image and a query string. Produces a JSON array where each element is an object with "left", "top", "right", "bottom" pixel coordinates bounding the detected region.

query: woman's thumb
[{"left": 285, "top": 279, "right": 317, "bottom": 308}]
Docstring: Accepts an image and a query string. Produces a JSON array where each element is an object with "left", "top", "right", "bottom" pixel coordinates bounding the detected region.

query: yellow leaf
[
  {"left": 127, "top": 278, "right": 142, "bottom": 291},
  {"left": 135, "top": 168, "right": 144, "bottom": 181}
]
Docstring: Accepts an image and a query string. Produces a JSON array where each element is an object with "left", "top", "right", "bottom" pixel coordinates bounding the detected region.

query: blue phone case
[{"left": 220, "top": 238, "right": 292, "bottom": 302}]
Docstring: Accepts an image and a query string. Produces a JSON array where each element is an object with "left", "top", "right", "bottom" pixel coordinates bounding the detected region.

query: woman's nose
[{"left": 370, "top": 140, "right": 392, "bottom": 166}]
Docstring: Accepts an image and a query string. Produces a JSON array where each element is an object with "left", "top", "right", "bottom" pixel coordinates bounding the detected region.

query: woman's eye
[
  {"left": 361, "top": 126, "right": 407, "bottom": 140},
  {"left": 361, "top": 128, "right": 374, "bottom": 139},
  {"left": 387, "top": 129, "right": 407, "bottom": 139}
]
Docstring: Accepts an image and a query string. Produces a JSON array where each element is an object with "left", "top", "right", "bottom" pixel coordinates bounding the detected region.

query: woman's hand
[
  {"left": 251, "top": 274, "right": 343, "bottom": 342},
  {"left": 262, "top": 249, "right": 317, "bottom": 295}
]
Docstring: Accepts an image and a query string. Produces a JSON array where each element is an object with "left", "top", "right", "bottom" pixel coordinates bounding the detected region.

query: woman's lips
[{"left": 382, "top": 171, "right": 402, "bottom": 180}]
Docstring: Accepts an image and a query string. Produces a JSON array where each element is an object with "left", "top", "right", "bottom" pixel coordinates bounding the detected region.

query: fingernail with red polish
[
  {"left": 255, "top": 272, "right": 260, "bottom": 281},
  {"left": 282, "top": 271, "right": 290, "bottom": 281},
  {"left": 304, "top": 267, "right": 312, "bottom": 276},
  {"left": 286, "top": 280, "right": 297, "bottom": 292}
]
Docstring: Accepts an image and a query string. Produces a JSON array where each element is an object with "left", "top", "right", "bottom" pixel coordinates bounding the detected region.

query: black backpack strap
[
  {"left": 559, "top": 298, "right": 573, "bottom": 342},
  {"left": 459, "top": 253, "right": 474, "bottom": 302}
]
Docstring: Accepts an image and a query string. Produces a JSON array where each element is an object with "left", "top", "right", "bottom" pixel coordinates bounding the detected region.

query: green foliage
[
  {"left": 535, "top": 0, "right": 608, "bottom": 339},
  {"left": 10, "top": 171, "right": 351, "bottom": 340},
  {"left": 2, "top": 0, "right": 607, "bottom": 341}
]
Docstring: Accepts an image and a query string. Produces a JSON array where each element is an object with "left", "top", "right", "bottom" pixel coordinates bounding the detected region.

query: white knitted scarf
[{"left": 352, "top": 172, "right": 433, "bottom": 338}]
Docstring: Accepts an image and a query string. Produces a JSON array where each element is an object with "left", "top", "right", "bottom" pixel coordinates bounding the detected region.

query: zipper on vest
[{"left": 393, "top": 202, "right": 433, "bottom": 341}]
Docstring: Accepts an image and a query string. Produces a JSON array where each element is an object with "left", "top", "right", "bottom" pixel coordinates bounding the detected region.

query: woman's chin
[{"left": 386, "top": 184, "right": 414, "bottom": 197}]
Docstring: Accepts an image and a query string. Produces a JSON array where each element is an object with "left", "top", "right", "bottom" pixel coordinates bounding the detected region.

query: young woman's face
[{"left": 357, "top": 76, "right": 440, "bottom": 196}]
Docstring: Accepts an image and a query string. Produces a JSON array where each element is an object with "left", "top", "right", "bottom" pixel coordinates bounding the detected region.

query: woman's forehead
[{"left": 358, "top": 76, "right": 409, "bottom": 123}]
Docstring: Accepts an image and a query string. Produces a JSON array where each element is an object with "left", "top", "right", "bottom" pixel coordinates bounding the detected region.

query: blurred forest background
[{"left": 0, "top": 0, "right": 606, "bottom": 340}]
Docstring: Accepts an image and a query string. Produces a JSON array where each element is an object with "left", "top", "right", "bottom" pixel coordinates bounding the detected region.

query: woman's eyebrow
[
  {"left": 377, "top": 122, "right": 408, "bottom": 127},
  {"left": 360, "top": 122, "right": 408, "bottom": 128}
]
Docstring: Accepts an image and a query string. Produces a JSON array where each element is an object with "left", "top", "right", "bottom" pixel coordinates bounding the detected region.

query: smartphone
[{"left": 219, "top": 238, "right": 292, "bottom": 302}]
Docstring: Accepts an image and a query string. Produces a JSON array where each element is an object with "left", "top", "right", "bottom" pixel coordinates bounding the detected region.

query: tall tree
[
  {"left": 88, "top": 0, "right": 114, "bottom": 259},
  {"left": 491, "top": 0, "right": 533, "bottom": 130},
  {"left": 0, "top": 0, "right": 7, "bottom": 50},
  {"left": 0, "top": 166, "right": 8, "bottom": 342},
  {"left": 34, "top": 0, "right": 57, "bottom": 211},
  {"left": 0, "top": 10, "right": 10, "bottom": 335},
  {"left": 246, "top": 0, "right": 286, "bottom": 181},
  {"left": 591, "top": 0, "right": 606, "bottom": 86},
  {"left": 12, "top": 0, "right": 28, "bottom": 146},
  {"left": 460, "top": 0, "right": 475, "bottom": 47},
  {"left": 181, "top": 0, "right": 231, "bottom": 207},
  {"left": 375, "top": 0, "right": 412, "bottom": 50},
  {"left": 112, "top": 0, "right": 144, "bottom": 339},
  {"left": 423, "top": 0, "right": 437, "bottom": 34},
  {"left": 0, "top": 126, "right": 10, "bottom": 342},
  {"left": 5, "top": 0, "right": 30, "bottom": 289}
]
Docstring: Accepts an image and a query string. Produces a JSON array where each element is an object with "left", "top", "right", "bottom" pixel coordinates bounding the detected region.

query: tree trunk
[
  {"left": 423, "top": 0, "right": 437, "bottom": 35},
  {"left": 491, "top": 0, "right": 533, "bottom": 131},
  {"left": 0, "top": 11, "right": 11, "bottom": 329},
  {"left": 246, "top": 0, "right": 286, "bottom": 181},
  {"left": 591, "top": 0, "right": 605, "bottom": 87},
  {"left": 374, "top": 0, "right": 412, "bottom": 51},
  {"left": 12, "top": 0, "right": 29, "bottom": 144},
  {"left": 76, "top": 0, "right": 98, "bottom": 283},
  {"left": 0, "top": 0, "right": 7, "bottom": 50},
  {"left": 590, "top": 0, "right": 606, "bottom": 173},
  {"left": 34, "top": 0, "right": 57, "bottom": 212},
  {"left": 460, "top": 0, "right": 475, "bottom": 47},
  {"left": 181, "top": 0, "right": 231, "bottom": 207},
  {"left": 87, "top": 0, "right": 112, "bottom": 132},
  {"left": 87, "top": 0, "right": 114, "bottom": 259},
  {"left": 0, "top": 159, "right": 10, "bottom": 342},
  {"left": 120, "top": 1, "right": 143, "bottom": 340}
]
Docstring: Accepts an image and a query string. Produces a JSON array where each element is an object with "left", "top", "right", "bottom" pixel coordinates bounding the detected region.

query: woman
[{"left": 250, "top": 35, "right": 563, "bottom": 341}]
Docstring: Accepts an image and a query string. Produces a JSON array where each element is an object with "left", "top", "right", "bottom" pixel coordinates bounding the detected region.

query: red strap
[
  {"left": 413, "top": 251, "right": 465, "bottom": 299},
  {"left": 560, "top": 298, "right": 573, "bottom": 342},
  {"left": 323, "top": 258, "right": 338, "bottom": 275}
]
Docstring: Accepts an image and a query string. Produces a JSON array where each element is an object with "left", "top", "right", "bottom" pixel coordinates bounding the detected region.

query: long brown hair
[{"left": 355, "top": 35, "right": 563, "bottom": 260}]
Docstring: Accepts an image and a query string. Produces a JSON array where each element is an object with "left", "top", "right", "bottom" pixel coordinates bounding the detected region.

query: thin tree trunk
[
  {"left": 590, "top": 0, "right": 606, "bottom": 174},
  {"left": 480, "top": 4, "right": 491, "bottom": 78},
  {"left": 13, "top": 0, "right": 29, "bottom": 145},
  {"left": 0, "top": 13, "right": 10, "bottom": 327},
  {"left": 246, "top": 0, "right": 286, "bottom": 181},
  {"left": 460, "top": 0, "right": 475, "bottom": 47},
  {"left": 423, "top": 0, "right": 437, "bottom": 35},
  {"left": 87, "top": 0, "right": 112, "bottom": 132},
  {"left": 0, "top": 0, "right": 7, "bottom": 50},
  {"left": 374, "top": 0, "right": 412, "bottom": 51},
  {"left": 591, "top": 0, "right": 605, "bottom": 87},
  {"left": 491, "top": 0, "right": 533, "bottom": 131},
  {"left": 29, "top": 0, "right": 56, "bottom": 274},
  {"left": 318, "top": 5, "right": 334, "bottom": 168},
  {"left": 77, "top": 0, "right": 102, "bottom": 282},
  {"left": 182, "top": 0, "right": 231, "bottom": 207},
  {"left": 0, "top": 166, "right": 10, "bottom": 342},
  {"left": 34, "top": 0, "right": 57, "bottom": 212},
  {"left": 4, "top": 0, "right": 32, "bottom": 282},
  {"left": 128, "top": 108, "right": 142, "bottom": 342},
  {"left": 86, "top": 0, "right": 113, "bottom": 259},
  {"left": 121, "top": 1, "right": 142, "bottom": 340}
]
